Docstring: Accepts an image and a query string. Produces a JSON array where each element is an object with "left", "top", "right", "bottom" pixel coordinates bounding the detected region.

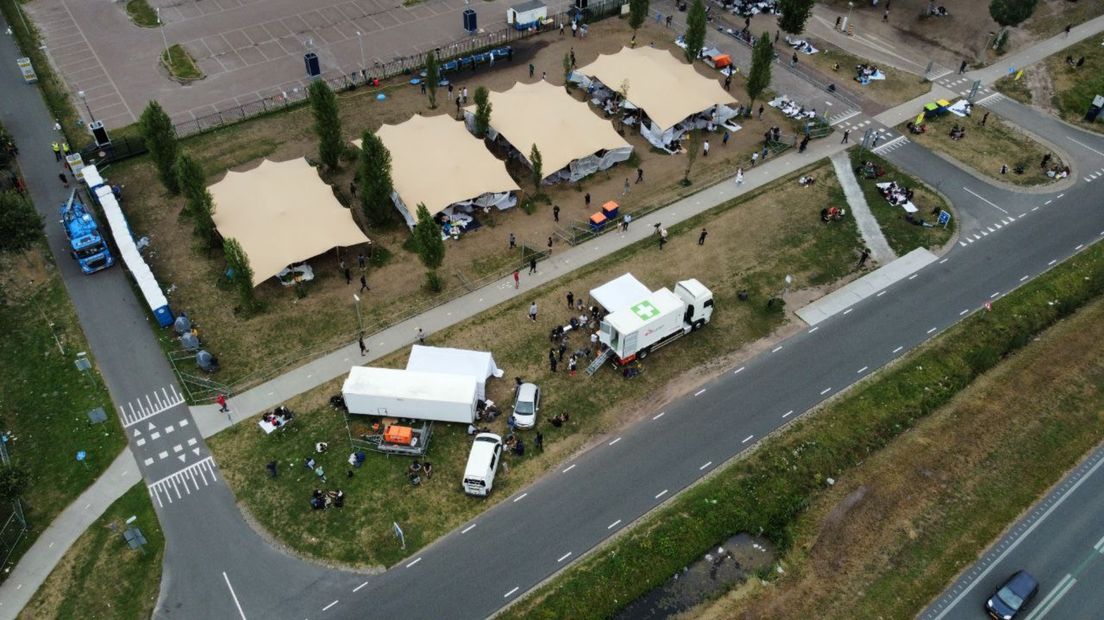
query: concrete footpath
[
  {"left": 831, "top": 151, "right": 895, "bottom": 265},
  {"left": 796, "top": 248, "right": 939, "bottom": 325},
  {"left": 193, "top": 135, "right": 854, "bottom": 436}
]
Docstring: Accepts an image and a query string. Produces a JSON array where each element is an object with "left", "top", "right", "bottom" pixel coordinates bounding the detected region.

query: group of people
[
  {"left": 878, "top": 180, "right": 915, "bottom": 207},
  {"left": 261, "top": 406, "right": 293, "bottom": 429},
  {"left": 1064, "top": 55, "right": 1087, "bottom": 69},
  {"left": 853, "top": 63, "right": 883, "bottom": 84},
  {"left": 855, "top": 160, "right": 885, "bottom": 179},
  {"left": 309, "top": 489, "right": 345, "bottom": 510},
  {"left": 820, "top": 205, "right": 846, "bottom": 223},
  {"left": 948, "top": 123, "right": 967, "bottom": 141}
]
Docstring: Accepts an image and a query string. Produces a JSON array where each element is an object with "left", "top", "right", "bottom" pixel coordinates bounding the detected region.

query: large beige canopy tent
[
  {"left": 570, "top": 46, "right": 740, "bottom": 151},
  {"left": 464, "top": 81, "right": 633, "bottom": 183},
  {"left": 365, "top": 114, "right": 520, "bottom": 229},
  {"left": 209, "top": 158, "right": 370, "bottom": 287}
]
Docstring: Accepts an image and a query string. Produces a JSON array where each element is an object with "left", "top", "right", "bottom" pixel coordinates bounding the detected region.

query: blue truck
[{"left": 60, "top": 191, "right": 114, "bottom": 274}]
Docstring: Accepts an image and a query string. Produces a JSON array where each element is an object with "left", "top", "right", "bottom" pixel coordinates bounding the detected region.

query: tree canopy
[
  {"left": 425, "top": 50, "right": 440, "bottom": 109},
  {"left": 0, "top": 191, "right": 43, "bottom": 254},
  {"left": 307, "top": 80, "right": 343, "bottom": 171},
  {"left": 138, "top": 101, "right": 181, "bottom": 194},
  {"left": 413, "top": 203, "right": 445, "bottom": 271},
  {"left": 473, "top": 86, "right": 492, "bottom": 138},
  {"left": 175, "top": 154, "right": 218, "bottom": 248},
  {"left": 358, "top": 130, "right": 395, "bottom": 226},
  {"left": 684, "top": 0, "right": 707, "bottom": 63},
  {"left": 628, "top": 0, "right": 650, "bottom": 33},
  {"left": 778, "top": 0, "right": 816, "bottom": 36},
  {"left": 746, "top": 32, "right": 774, "bottom": 106},
  {"left": 989, "top": 0, "right": 1038, "bottom": 28}
]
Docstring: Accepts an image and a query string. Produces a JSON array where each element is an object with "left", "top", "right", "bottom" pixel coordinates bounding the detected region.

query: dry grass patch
[
  {"left": 800, "top": 44, "right": 931, "bottom": 108},
  {"left": 207, "top": 160, "right": 865, "bottom": 569},
  {"left": 111, "top": 17, "right": 806, "bottom": 390},
  {"left": 690, "top": 296, "right": 1104, "bottom": 620},
  {"left": 1044, "top": 36, "right": 1104, "bottom": 134},
  {"left": 901, "top": 106, "right": 1064, "bottom": 186}
]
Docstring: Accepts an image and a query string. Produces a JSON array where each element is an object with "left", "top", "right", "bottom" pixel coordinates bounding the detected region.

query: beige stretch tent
[
  {"left": 366, "top": 114, "right": 520, "bottom": 228},
  {"left": 464, "top": 81, "right": 633, "bottom": 183},
  {"left": 209, "top": 158, "right": 370, "bottom": 287},
  {"left": 571, "top": 46, "right": 739, "bottom": 151}
]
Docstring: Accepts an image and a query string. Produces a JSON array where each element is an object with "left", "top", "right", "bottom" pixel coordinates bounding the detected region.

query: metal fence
[{"left": 0, "top": 440, "right": 29, "bottom": 575}]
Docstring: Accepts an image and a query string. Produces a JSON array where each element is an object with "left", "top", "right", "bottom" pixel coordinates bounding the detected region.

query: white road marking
[
  {"left": 144, "top": 457, "right": 154, "bottom": 466},
  {"left": 462, "top": 523, "right": 477, "bottom": 534},
  {"left": 1045, "top": 199, "right": 1052, "bottom": 205},
  {"left": 653, "top": 412, "right": 665, "bottom": 420},
  {"left": 783, "top": 410, "right": 794, "bottom": 418},
  {"left": 150, "top": 432, "right": 161, "bottom": 440},
  {"left": 699, "top": 461, "right": 713, "bottom": 471},
  {"left": 734, "top": 366, "right": 746, "bottom": 374},
  {"left": 908, "top": 274, "right": 918, "bottom": 280},
  {"left": 939, "top": 258, "right": 948, "bottom": 264},
  {"left": 513, "top": 493, "right": 528, "bottom": 503},
  {"left": 843, "top": 308, "right": 853, "bottom": 315},
  {"left": 178, "top": 419, "right": 188, "bottom": 427},
  {"left": 557, "top": 551, "right": 573, "bottom": 563},
  {"left": 1067, "top": 136, "right": 1104, "bottom": 156},
  {"left": 1076, "top": 244, "right": 1084, "bottom": 251},
  {"left": 962, "top": 187, "right": 1009, "bottom": 214},
  {"left": 694, "top": 389, "right": 706, "bottom": 396},
  {"left": 820, "top": 387, "right": 832, "bottom": 395},
  {"left": 857, "top": 366, "right": 868, "bottom": 374},
  {"left": 1093, "top": 533, "right": 1104, "bottom": 553},
  {"left": 960, "top": 309, "right": 970, "bottom": 316},
  {"left": 562, "top": 464, "right": 576, "bottom": 473},
  {"left": 991, "top": 292, "right": 1001, "bottom": 299},
  {"left": 609, "top": 437, "right": 622, "bottom": 446},
  {"left": 808, "top": 326, "right": 820, "bottom": 333},
  {"left": 927, "top": 327, "right": 938, "bottom": 334},
  {"left": 876, "top": 290, "right": 887, "bottom": 296},
  {"left": 147, "top": 456, "right": 218, "bottom": 508},
  {"left": 504, "top": 587, "right": 519, "bottom": 598},
  {"left": 120, "top": 385, "right": 184, "bottom": 428},
  {"left": 322, "top": 600, "right": 339, "bottom": 611},
  {"left": 772, "top": 346, "right": 783, "bottom": 353},
  {"left": 1032, "top": 206, "right": 1040, "bottom": 212},
  {"left": 742, "top": 435, "right": 754, "bottom": 444},
  {"left": 187, "top": 437, "right": 197, "bottom": 446},
  {"left": 158, "top": 451, "right": 168, "bottom": 460},
  {"left": 136, "top": 438, "right": 146, "bottom": 447},
  {"left": 892, "top": 346, "right": 904, "bottom": 354},
  {"left": 608, "top": 519, "right": 622, "bottom": 529},
  {"left": 1058, "top": 193, "right": 1065, "bottom": 199},
  {"left": 165, "top": 424, "right": 174, "bottom": 433},
  {"left": 1020, "top": 275, "right": 1030, "bottom": 282},
  {"left": 222, "top": 572, "right": 248, "bottom": 620},
  {"left": 1026, "top": 574, "right": 1077, "bottom": 620},
  {"left": 655, "top": 489, "right": 668, "bottom": 499},
  {"left": 406, "top": 557, "right": 422, "bottom": 568},
  {"left": 987, "top": 227, "right": 995, "bottom": 233},
  {"left": 960, "top": 241, "right": 968, "bottom": 247}
]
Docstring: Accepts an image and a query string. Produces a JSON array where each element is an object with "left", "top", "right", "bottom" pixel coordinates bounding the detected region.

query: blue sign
[
  {"left": 937, "top": 210, "right": 952, "bottom": 227},
  {"left": 76, "top": 450, "right": 87, "bottom": 462}
]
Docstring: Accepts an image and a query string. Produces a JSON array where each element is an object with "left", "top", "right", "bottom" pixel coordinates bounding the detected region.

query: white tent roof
[
  {"left": 343, "top": 366, "right": 477, "bottom": 406},
  {"left": 366, "top": 114, "right": 520, "bottom": 217},
  {"left": 467, "top": 81, "right": 632, "bottom": 176},
  {"left": 575, "top": 46, "right": 737, "bottom": 131},
  {"left": 208, "top": 158, "right": 370, "bottom": 286},
  {"left": 590, "top": 273, "right": 652, "bottom": 312},
  {"left": 406, "top": 345, "right": 502, "bottom": 400}
]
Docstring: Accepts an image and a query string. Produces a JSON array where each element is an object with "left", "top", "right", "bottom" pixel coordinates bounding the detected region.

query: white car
[{"left": 512, "top": 383, "right": 541, "bottom": 429}]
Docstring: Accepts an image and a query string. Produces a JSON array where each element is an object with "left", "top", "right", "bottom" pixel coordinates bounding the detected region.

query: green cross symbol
[{"left": 630, "top": 301, "right": 659, "bottom": 321}]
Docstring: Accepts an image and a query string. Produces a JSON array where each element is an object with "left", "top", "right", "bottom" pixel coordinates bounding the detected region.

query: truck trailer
[
  {"left": 59, "top": 191, "right": 114, "bottom": 274},
  {"left": 342, "top": 366, "right": 479, "bottom": 424},
  {"left": 597, "top": 278, "right": 713, "bottom": 365}
]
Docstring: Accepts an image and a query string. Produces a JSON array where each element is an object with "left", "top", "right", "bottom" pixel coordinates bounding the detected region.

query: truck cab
[
  {"left": 60, "top": 198, "right": 114, "bottom": 274},
  {"left": 674, "top": 278, "right": 713, "bottom": 330}
]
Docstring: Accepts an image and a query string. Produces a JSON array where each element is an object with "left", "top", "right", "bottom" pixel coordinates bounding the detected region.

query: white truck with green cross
[{"left": 594, "top": 275, "right": 714, "bottom": 366}]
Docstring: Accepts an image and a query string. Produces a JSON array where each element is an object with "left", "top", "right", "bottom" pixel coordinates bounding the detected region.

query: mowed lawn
[
  {"left": 800, "top": 45, "right": 930, "bottom": 108},
  {"left": 207, "top": 161, "right": 868, "bottom": 569},
  {"left": 0, "top": 250, "right": 125, "bottom": 580},
  {"left": 1045, "top": 36, "right": 1104, "bottom": 134},
  {"left": 110, "top": 16, "right": 802, "bottom": 392},
  {"left": 902, "top": 105, "right": 1064, "bottom": 186},
  {"left": 693, "top": 295, "right": 1104, "bottom": 620}
]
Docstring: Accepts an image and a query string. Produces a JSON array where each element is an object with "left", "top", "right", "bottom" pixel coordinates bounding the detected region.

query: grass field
[
  {"left": 207, "top": 160, "right": 865, "bottom": 569},
  {"left": 902, "top": 106, "right": 1064, "bottom": 186},
  {"left": 0, "top": 249, "right": 126, "bottom": 581},
  {"left": 694, "top": 294, "right": 1104, "bottom": 619},
  {"left": 109, "top": 16, "right": 807, "bottom": 392},
  {"left": 125, "top": 0, "right": 158, "bottom": 28},
  {"left": 847, "top": 150, "right": 954, "bottom": 255},
  {"left": 499, "top": 220, "right": 1104, "bottom": 620},
  {"left": 161, "top": 44, "right": 203, "bottom": 81},
  {"left": 994, "top": 74, "right": 1033, "bottom": 105},
  {"left": 1045, "top": 36, "right": 1104, "bottom": 134},
  {"left": 800, "top": 45, "right": 931, "bottom": 108},
  {"left": 19, "top": 484, "right": 164, "bottom": 619}
]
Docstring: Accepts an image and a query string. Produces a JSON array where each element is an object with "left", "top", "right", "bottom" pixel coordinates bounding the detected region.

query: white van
[{"left": 463, "top": 433, "right": 503, "bottom": 496}]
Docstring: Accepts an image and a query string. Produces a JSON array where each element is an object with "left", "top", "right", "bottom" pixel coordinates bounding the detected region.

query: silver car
[{"left": 512, "top": 383, "right": 541, "bottom": 429}]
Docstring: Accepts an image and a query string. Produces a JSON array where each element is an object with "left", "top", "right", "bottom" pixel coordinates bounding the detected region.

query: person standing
[
  {"left": 841, "top": 129, "right": 851, "bottom": 144},
  {"left": 1065, "top": 23, "right": 1072, "bottom": 37},
  {"left": 359, "top": 274, "right": 369, "bottom": 293},
  {"left": 623, "top": 177, "right": 630, "bottom": 196},
  {"left": 529, "top": 63, "right": 535, "bottom": 78},
  {"left": 535, "top": 431, "right": 544, "bottom": 451},
  {"left": 513, "top": 269, "right": 520, "bottom": 289},
  {"left": 750, "top": 151, "right": 759, "bottom": 167},
  {"left": 835, "top": 15, "right": 842, "bottom": 30},
  {"left": 980, "top": 111, "right": 989, "bottom": 126},
  {"left": 1041, "top": 153, "right": 1052, "bottom": 168},
  {"left": 558, "top": 339, "right": 567, "bottom": 362},
  {"left": 584, "top": 192, "right": 591, "bottom": 207},
  {"left": 553, "top": 204, "right": 560, "bottom": 222},
  {"left": 698, "top": 228, "right": 708, "bottom": 245},
  {"left": 357, "top": 252, "right": 366, "bottom": 269},
  {"left": 757, "top": 104, "right": 764, "bottom": 119},
  {"left": 529, "top": 257, "right": 537, "bottom": 275},
  {"left": 791, "top": 52, "right": 798, "bottom": 67},
  {"left": 590, "top": 331, "right": 599, "bottom": 355},
  {"left": 344, "top": 265, "right": 352, "bottom": 285},
  {"left": 216, "top": 393, "right": 229, "bottom": 413},
  {"left": 549, "top": 349, "right": 558, "bottom": 372},
  {"left": 722, "top": 131, "right": 730, "bottom": 147},
  {"left": 566, "top": 291, "right": 574, "bottom": 308},
  {"left": 568, "top": 356, "right": 577, "bottom": 376},
  {"left": 883, "top": 8, "right": 889, "bottom": 21},
  {"left": 959, "top": 59, "right": 968, "bottom": 74},
  {"left": 462, "top": 86, "right": 469, "bottom": 104},
  {"left": 735, "top": 167, "right": 744, "bottom": 185},
  {"left": 636, "top": 167, "right": 644, "bottom": 183},
  {"left": 51, "top": 141, "right": 61, "bottom": 160},
  {"left": 359, "top": 334, "right": 368, "bottom": 356},
  {"left": 547, "top": 236, "right": 553, "bottom": 255},
  {"left": 509, "top": 232, "right": 516, "bottom": 249},
  {"left": 858, "top": 247, "right": 871, "bottom": 268},
  {"left": 529, "top": 302, "right": 538, "bottom": 321},
  {"left": 58, "top": 172, "right": 69, "bottom": 188},
  {"left": 723, "top": 74, "right": 732, "bottom": 91},
  {"left": 702, "top": 140, "right": 710, "bottom": 156}
]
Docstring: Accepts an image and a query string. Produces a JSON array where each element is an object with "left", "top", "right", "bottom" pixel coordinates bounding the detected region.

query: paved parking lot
[{"left": 26, "top": 0, "right": 530, "bottom": 128}]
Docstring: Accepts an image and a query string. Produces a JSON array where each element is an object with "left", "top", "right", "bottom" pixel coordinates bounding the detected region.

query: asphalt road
[
  {"left": 5, "top": 9, "right": 1104, "bottom": 618},
  {"left": 920, "top": 445, "right": 1104, "bottom": 620}
]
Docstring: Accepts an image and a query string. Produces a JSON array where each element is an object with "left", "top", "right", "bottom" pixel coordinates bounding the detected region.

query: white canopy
[
  {"left": 590, "top": 273, "right": 652, "bottom": 312},
  {"left": 466, "top": 81, "right": 632, "bottom": 182},
  {"left": 574, "top": 46, "right": 737, "bottom": 131},
  {"left": 368, "top": 114, "right": 520, "bottom": 225},
  {"left": 406, "top": 345, "right": 502, "bottom": 400},
  {"left": 208, "top": 158, "right": 370, "bottom": 286}
]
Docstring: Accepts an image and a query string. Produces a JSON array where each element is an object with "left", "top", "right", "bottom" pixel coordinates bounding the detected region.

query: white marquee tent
[
  {"left": 589, "top": 273, "right": 652, "bottom": 313},
  {"left": 406, "top": 345, "right": 503, "bottom": 400},
  {"left": 571, "top": 46, "right": 739, "bottom": 151},
  {"left": 465, "top": 81, "right": 633, "bottom": 183},
  {"left": 208, "top": 158, "right": 370, "bottom": 286}
]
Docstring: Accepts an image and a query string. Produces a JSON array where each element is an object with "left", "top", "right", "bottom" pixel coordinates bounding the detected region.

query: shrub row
[{"left": 505, "top": 241, "right": 1104, "bottom": 619}]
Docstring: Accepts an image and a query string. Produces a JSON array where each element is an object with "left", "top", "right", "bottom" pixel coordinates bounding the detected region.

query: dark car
[{"left": 986, "top": 570, "right": 1039, "bottom": 619}]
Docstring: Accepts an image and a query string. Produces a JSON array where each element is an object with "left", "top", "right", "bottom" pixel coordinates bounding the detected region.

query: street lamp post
[
  {"left": 77, "top": 90, "right": 96, "bottom": 124},
  {"left": 352, "top": 294, "right": 364, "bottom": 335},
  {"left": 356, "top": 31, "right": 365, "bottom": 78},
  {"left": 843, "top": 2, "right": 854, "bottom": 34},
  {"left": 156, "top": 8, "right": 170, "bottom": 60}
]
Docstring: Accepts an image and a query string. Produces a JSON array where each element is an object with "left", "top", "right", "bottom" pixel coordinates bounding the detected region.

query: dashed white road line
[
  {"left": 1048, "top": 259, "right": 1057, "bottom": 266},
  {"left": 908, "top": 273, "right": 919, "bottom": 280},
  {"left": 322, "top": 599, "right": 339, "bottom": 612},
  {"left": 783, "top": 410, "right": 794, "bottom": 418},
  {"left": 734, "top": 366, "right": 746, "bottom": 374},
  {"left": 742, "top": 434, "right": 754, "bottom": 444},
  {"left": 461, "top": 523, "right": 477, "bottom": 534},
  {"left": 820, "top": 387, "right": 832, "bottom": 395},
  {"left": 772, "top": 346, "right": 783, "bottom": 353},
  {"left": 504, "top": 587, "right": 519, "bottom": 598},
  {"left": 694, "top": 389, "right": 706, "bottom": 396},
  {"left": 1075, "top": 244, "right": 1084, "bottom": 251},
  {"left": 653, "top": 412, "right": 665, "bottom": 420},
  {"left": 557, "top": 551, "right": 573, "bottom": 563},
  {"left": 927, "top": 327, "right": 938, "bottom": 334},
  {"left": 939, "top": 258, "right": 948, "bottom": 264},
  {"left": 222, "top": 572, "right": 248, "bottom": 620},
  {"left": 353, "top": 581, "right": 369, "bottom": 592},
  {"left": 857, "top": 366, "right": 868, "bottom": 374},
  {"left": 892, "top": 346, "right": 904, "bottom": 354},
  {"left": 607, "top": 519, "right": 622, "bottom": 530},
  {"left": 513, "top": 493, "right": 528, "bottom": 503},
  {"left": 609, "top": 437, "right": 622, "bottom": 446},
  {"left": 1020, "top": 275, "right": 1030, "bottom": 282},
  {"left": 960, "top": 309, "right": 970, "bottom": 316},
  {"left": 807, "top": 326, "right": 820, "bottom": 334},
  {"left": 655, "top": 489, "right": 668, "bottom": 499},
  {"left": 562, "top": 464, "right": 576, "bottom": 473},
  {"left": 406, "top": 557, "right": 422, "bottom": 568},
  {"left": 699, "top": 461, "right": 713, "bottom": 471},
  {"left": 876, "top": 290, "right": 887, "bottom": 297},
  {"left": 1032, "top": 206, "right": 1040, "bottom": 212},
  {"left": 842, "top": 308, "right": 853, "bottom": 315}
]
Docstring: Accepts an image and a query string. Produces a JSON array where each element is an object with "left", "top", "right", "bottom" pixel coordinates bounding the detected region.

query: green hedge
[{"left": 506, "top": 242, "right": 1104, "bottom": 619}]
